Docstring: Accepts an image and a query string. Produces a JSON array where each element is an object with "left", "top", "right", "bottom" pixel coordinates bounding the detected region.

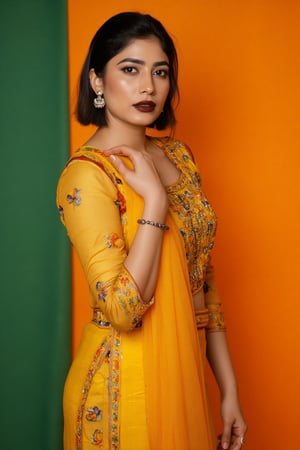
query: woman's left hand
[{"left": 218, "top": 395, "right": 247, "bottom": 449}]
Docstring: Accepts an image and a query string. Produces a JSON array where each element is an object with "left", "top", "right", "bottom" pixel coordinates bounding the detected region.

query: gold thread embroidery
[
  {"left": 206, "top": 304, "right": 226, "bottom": 332},
  {"left": 108, "top": 330, "right": 121, "bottom": 449},
  {"left": 75, "top": 336, "right": 112, "bottom": 450}
]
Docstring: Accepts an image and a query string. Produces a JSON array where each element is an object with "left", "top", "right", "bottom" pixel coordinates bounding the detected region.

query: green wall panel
[{"left": 0, "top": 1, "right": 70, "bottom": 449}]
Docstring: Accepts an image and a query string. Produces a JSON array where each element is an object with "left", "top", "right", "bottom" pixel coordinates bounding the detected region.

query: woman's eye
[
  {"left": 121, "top": 66, "right": 137, "bottom": 74},
  {"left": 153, "top": 69, "right": 169, "bottom": 77}
]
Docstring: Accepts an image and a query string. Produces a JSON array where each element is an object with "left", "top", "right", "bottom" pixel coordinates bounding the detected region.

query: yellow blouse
[{"left": 57, "top": 137, "right": 225, "bottom": 333}]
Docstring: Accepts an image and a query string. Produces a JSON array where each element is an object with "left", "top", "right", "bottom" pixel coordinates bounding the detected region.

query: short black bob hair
[{"left": 77, "top": 12, "right": 179, "bottom": 130}]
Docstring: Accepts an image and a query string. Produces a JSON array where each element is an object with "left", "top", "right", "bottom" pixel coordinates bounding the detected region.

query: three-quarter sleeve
[
  {"left": 56, "top": 159, "right": 153, "bottom": 332},
  {"left": 204, "top": 261, "right": 226, "bottom": 332}
]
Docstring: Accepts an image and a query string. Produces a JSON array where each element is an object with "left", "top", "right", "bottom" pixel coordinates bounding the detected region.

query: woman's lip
[{"left": 133, "top": 101, "right": 156, "bottom": 112}]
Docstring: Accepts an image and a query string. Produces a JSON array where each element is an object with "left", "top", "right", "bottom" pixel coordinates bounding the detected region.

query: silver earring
[{"left": 93, "top": 91, "right": 105, "bottom": 108}]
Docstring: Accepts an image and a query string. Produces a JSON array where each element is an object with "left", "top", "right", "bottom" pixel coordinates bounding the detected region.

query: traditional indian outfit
[{"left": 56, "top": 137, "right": 226, "bottom": 450}]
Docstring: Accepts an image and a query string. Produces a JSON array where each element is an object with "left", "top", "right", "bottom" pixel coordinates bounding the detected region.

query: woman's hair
[{"left": 77, "top": 11, "right": 179, "bottom": 130}]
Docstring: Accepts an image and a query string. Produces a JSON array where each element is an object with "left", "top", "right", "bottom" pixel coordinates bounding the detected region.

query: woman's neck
[{"left": 85, "top": 123, "right": 149, "bottom": 152}]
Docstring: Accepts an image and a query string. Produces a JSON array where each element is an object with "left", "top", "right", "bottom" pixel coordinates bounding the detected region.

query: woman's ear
[{"left": 89, "top": 68, "right": 104, "bottom": 94}]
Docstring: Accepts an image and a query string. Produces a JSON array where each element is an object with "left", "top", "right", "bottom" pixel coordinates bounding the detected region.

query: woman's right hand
[
  {"left": 105, "top": 145, "right": 168, "bottom": 302},
  {"left": 105, "top": 145, "right": 166, "bottom": 203}
]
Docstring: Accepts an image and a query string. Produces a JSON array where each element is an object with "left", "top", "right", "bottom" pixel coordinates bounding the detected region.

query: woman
[{"left": 57, "top": 11, "right": 247, "bottom": 450}]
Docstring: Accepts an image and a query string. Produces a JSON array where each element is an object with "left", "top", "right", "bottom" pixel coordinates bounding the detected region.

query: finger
[
  {"left": 108, "top": 155, "right": 129, "bottom": 176},
  {"left": 221, "top": 421, "right": 232, "bottom": 449},
  {"left": 105, "top": 145, "right": 136, "bottom": 157},
  {"left": 228, "top": 427, "right": 247, "bottom": 450},
  {"left": 230, "top": 435, "right": 245, "bottom": 450},
  {"left": 106, "top": 146, "right": 153, "bottom": 168},
  {"left": 230, "top": 422, "right": 247, "bottom": 449}
]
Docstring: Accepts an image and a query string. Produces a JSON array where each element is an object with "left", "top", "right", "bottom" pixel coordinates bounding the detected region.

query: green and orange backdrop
[{"left": 1, "top": 1, "right": 299, "bottom": 449}]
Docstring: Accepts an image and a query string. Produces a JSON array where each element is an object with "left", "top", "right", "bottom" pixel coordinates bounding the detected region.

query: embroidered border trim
[
  {"left": 75, "top": 335, "right": 112, "bottom": 450},
  {"left": 108, "top": 330, "right": 121, "bottom": 449},
  {"left": 206, "top": 303, "right": 226, "bottom": 332}
]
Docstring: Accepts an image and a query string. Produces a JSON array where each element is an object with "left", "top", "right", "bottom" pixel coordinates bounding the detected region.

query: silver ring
[{"left": 240, "top": 436, "right": 246, "bottom": 446}]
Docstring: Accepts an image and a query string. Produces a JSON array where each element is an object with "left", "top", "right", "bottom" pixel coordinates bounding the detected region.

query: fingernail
[
  {"left": 109, "top": 155, "right": 116, "bottom": 161},
  {"left": 222, "top": 443, "right": 229, "bottom": 449}
]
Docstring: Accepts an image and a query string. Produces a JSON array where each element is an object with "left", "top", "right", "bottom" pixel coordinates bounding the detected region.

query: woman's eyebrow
[{"left": 117, "top": 57, "right": 169, "bottom": 67}]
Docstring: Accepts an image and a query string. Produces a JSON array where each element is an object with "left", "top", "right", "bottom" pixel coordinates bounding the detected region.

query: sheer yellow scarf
[{"left": 141, "top": 216, "right": 216, "bottom": 450}]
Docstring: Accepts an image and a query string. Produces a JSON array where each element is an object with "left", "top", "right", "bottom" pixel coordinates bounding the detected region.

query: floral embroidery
[
  {"left": 105, "top": 233, "right": 120, "bottom": 249},
  {"left": 67, "top": 188, "right": 81, "bottom": 206},
  {"left": 96, "top": 281, "right": 108, "bottom": 302},
  {"left": 58, "top": 205, "right": 64, "bottom": 220},
  {"left": 153, "top": 138, "right": 218, "bottom": 294},
  {"left": 76, "top": 336, "right": 111, "bottom": 450},
  {"left": 75, "top": 332, "right": 122, "bottom": 449},
  {"left": 114, "top": 190, "right": 126, "bottom": 215},
  {"left": 108, "top": 331, "right": 121, "bottom": 448},
  {"left": 90, "top": 429, "right": 103, "bottom": 446},
  {"left": 207, "top": 304, "right": 226, "bottom": 332},
  {"left": 92, "top": 309, "right": 111, "bottom": 327},
  {"left": 105, "top": 350, "right": 111, "bottom": 362},
  {"left": 119, "top": 275, "right": 131, "bottom": 286},
  {"left": 86, "top": 406, "right": 103, "bottom": 422},
  {"left": 66, "top": 152, "right": 129, "bottom": 247},
  {"left": 95, "top": 271, "right": 151, "bottom": 330},
  {"left": 112, "top": 272, "right": 152, "bottom": 329}
]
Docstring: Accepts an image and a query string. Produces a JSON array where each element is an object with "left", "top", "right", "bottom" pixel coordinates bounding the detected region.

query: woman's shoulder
[
  {"left": 57, "top": 146, "right": 118, "bottom": 190},
  {"left": 67, "top": 145, "right": 108, "bottom": 165},
  {"left": 60, "top": 146, "right": 115, "bottom": 176}
]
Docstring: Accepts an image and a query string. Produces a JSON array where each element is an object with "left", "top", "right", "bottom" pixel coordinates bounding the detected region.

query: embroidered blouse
[{"left": 56, "top": 137, "right": 225, "bottom": 333}]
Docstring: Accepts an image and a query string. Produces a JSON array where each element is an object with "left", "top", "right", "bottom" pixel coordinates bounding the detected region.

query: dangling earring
[{"left": 93, "top": 91, "right": 105, "bottom": 109}]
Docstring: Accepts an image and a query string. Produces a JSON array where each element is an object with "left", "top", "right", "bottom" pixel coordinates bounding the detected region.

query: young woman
[{"left": 57, "top": 11, "right": 247, "bottom": 450}]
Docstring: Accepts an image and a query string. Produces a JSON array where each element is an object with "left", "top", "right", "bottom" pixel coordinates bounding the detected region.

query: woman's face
[{"left": 94, "top": 36, "right": 170, "bottom": 128}]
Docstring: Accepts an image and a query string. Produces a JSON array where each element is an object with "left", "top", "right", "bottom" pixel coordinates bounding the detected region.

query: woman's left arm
[{"left": 206, "top": 331, "right": 247, "bottom": 450}]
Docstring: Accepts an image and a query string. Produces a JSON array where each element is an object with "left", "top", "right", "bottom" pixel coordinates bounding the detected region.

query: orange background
[{"left": 67, "top": 1, "right": 300, "bottom": 448}]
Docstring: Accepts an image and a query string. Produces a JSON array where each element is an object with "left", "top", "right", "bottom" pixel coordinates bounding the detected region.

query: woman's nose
[
  {"left": 139, "top": 73, "right": 154, "bottom": 94},
  {"left": 140, "top": 86, "right": 153, "bottom": 94}
]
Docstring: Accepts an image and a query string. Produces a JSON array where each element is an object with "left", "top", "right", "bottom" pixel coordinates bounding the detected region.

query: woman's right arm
[
  {"left": 56, "top": 148, "right": 167, "bottom": 332},
  {"left": 107, "top": 146, "right": 168, "bottom": 300}
]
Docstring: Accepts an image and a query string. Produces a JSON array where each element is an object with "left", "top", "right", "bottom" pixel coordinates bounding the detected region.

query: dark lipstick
[{"left": 133, "top": 101, "right": 156, "bottom": 112}]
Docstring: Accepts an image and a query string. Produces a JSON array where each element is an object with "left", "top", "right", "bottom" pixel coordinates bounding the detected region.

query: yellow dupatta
[
  {"left": 124, "top": 208, "right": 216, "bottom": 449},
  {"left": 143, "top": 217, "right": 216, "bottom": 450}
]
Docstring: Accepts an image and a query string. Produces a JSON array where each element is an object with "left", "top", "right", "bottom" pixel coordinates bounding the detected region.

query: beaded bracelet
[{"left": 137, "top": 218, "right": 169, "bottom": 231}]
